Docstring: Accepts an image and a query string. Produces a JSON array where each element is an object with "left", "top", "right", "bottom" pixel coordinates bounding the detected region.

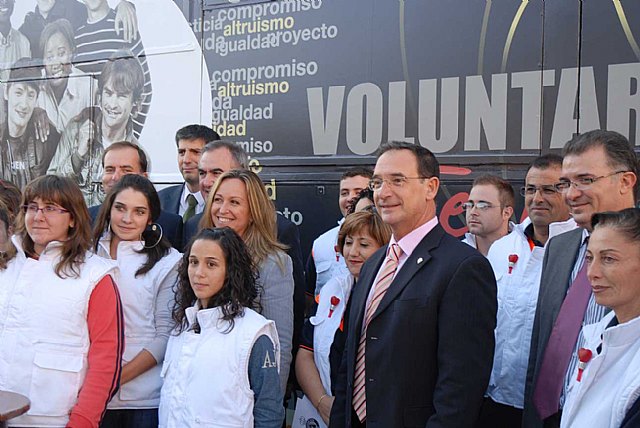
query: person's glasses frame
[
  {"left": 520, "top": 184, "right": 561, "bottom": 197},
  {"left": 461, "top": 201, "right": 501, "bottom": 211},
  {"left": 22, "top": 204, "right": 70, "bottom": 216},
  {"left": 554, "top": 170, "right": 629, "bottom": 193},
  {"left": 368, "top": 175, "right": 430, "bottom": 191}
]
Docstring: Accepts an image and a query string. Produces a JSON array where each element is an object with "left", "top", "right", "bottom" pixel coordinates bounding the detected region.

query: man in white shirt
[
  {"left": 306, "top": 167, "right": 372, "bottom": 298},
  {"left": 157, "top": 124, "right": 219, "bottom": 222},
  {"left": 462, "top": 174, "right": 515, "bottom": 256},
  {"left": 478, "top": 154, "right": 574, "bottom": 428}
]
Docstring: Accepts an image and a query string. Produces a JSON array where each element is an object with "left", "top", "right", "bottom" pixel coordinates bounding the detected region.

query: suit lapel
[
  {"left": 370, "top": 225, "right": 445, "bottom": 321},
  {"left": 171, "top": 185, "right": 183, "bottom": 215},
  {"left": 549, "top": 228, "right": 582, "bottom": 301}
]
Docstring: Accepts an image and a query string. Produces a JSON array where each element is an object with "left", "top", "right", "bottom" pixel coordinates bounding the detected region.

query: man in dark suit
[
  {"left": 157, "top": 124, "right": 218, "bottom": 221},
  {"left": 330, "top": 141, "right": 497, "bottom": 427},
  {"left": 89, "top": 141, "right": 183, "bottom": 250},
  {"left": 523, "top": 130, "right": 638, "bottom": 428}
]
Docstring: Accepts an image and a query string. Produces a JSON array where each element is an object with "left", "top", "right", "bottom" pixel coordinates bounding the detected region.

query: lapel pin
[
  {"left": 417, "top": 257, "right": 423, "bottom": 264},
  {"left": 508, "top": 254, "right": 519, "bottom": 274},
  {"left": 329, "top": 296, "right": 340, "bottom": 318},
  {"left": 576, "top": 348, "right": 593, "bottom": 382}
]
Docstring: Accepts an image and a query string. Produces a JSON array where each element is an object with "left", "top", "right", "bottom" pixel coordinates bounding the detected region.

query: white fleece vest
[
  {"left": 159, "top": 305, "right": 279, "bottom": 428},
  {"left": 96, "top": 235, "right": 182, "bottom": 409},
  {"left": 0, "top": 236, "right": 116, "bottom": 427}
]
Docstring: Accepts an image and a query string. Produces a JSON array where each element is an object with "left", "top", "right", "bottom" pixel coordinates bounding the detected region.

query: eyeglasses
[
  {"left": 22, "top": 204, "right": 69, "bottom": 216},
  {"left": 461, "top": 201, "right": 500, "bottom": 211},
  {"left": 520, "top": 185, "right": 560, "bottom": 197},
  {"left": 554, "top": 170, "right": 629, "bottom": 192},
  {"left": 369, "top": 176, "right": 429, "bottom": 191}
]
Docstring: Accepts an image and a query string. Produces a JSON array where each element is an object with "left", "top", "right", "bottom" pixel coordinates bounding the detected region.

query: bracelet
[{"left": 316, "top": 393, "right": 328, "bottom": 408}]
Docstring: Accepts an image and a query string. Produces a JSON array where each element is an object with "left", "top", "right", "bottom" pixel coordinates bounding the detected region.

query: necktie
[
  {"left": 352, "top": 244, "right": 402, "bottom": 422},
  {"left": 183, "top": 194, "right": 198, "bottom": 223},
  {"left": 533, "top": 260, "right": 591, "bottom": 420}
]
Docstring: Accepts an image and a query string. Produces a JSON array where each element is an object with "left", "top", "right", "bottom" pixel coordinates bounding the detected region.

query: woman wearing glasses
[
  {"left": 92, "top": 174, "right": 181, "bottom": 428},
  {"left": 0, "top": 175, "right": 123, "bottom": 427},
  {"left": 295, "top": 210, "right": 391, "bottom": 424},
  {"left": 200, "top": 169, "right": 294, "bottom": 396}
]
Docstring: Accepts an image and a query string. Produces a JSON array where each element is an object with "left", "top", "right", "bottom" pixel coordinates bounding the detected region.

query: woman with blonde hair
[
  {"left": 200, "top": 169, "right": 294, "bottom": 395},
  {"left": 0, "top": 175, "right": 123, "bottom": 427}
]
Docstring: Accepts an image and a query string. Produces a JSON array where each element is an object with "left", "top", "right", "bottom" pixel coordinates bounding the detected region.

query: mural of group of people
[{"left": 0, "top": 0, "right": 151, "bottom": 205}]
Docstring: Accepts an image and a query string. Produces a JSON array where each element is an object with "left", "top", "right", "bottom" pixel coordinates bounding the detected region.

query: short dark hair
[
  {"left": 202, "top": 140, "right": 248, "bottom": 169},
  {"left": 347, "top": 188, "right": 375, "bottom": 215},
  {"left": 8, "top": 58, "right": 41, "bottom": 93},
  {"left": 341, "top": 167, "right": 373, "bottom": 181},
  {"left": 175, "top": 124, "right": 219, "bottom": 146},
  {"left": 172, "top": 227, "right": 259, "bottom": 333},
  {"left": 592, "top": 207, "right": 640, "bottom": 244},
  {"left": 99, "top": 50, "right": 144, "bottom": 102},
  {"left": 527, "top": 154, "right": 564, "bottom": 173},
  {"left": 93, "top": 174, "right": 170, "bottom": 277},
  {"left": 472, "top": 174, "right": 515, "bottom": 208},
  {"left": 39, "top": 19, "right": 75, "bottom": 55},
  {"left": 376, "top": 141, "right": 440, "bottom": 178},
  {"left": 102, "top": 141, "right": 149, "bottom": 172},
  {"left": 563, "top": 130, "right": 639, "bottom": 197}
]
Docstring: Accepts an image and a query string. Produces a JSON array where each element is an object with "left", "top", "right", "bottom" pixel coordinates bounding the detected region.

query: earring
[{"left": 143, "top": 223, "right": 164, "bottom": 249}]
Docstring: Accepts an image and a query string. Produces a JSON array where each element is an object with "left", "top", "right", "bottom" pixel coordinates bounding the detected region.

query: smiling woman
[
  {"left": 37, "top": 19, "right": 97, "bottom": 133},
  {"left": 91, "top": 174, "right": 181, "bottom": 428},
  {"left": 0, "top": 175, "right": 123, "bottom": 427},
  {"left": 200, "top": 168, "right": 294, "bottom": 395},
  {"left": 295, "top": 210, "right": 391, "bottom": 424},
  {"left": 560, "top": 208, "right": 640, "bottom": 428}
]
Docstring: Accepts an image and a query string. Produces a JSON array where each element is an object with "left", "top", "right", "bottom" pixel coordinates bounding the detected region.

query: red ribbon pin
[
  {"left": 508, "top": 254, "right": 519, "bottom": 274},
  {"left": 329, "top": 296, "right": 340, "bottom": 318},
  {"left": 576, "top": 348, "right": 593, "bottom": 382}
]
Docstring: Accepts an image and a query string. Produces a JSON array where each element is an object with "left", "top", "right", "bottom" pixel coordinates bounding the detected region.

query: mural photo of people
[
  {"left": 47, "top": 52, "right": 144, "bottom": 206},
  {"left": 0, "top": 0, "right": 146, "bottom": 203}
]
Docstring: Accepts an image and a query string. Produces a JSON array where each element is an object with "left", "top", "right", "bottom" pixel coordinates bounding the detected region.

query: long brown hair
[
  {"left": 15, "top": 175, "right": 91, "bottom": 278},
  {"left": 199, "top": 169, "right": 288, "bottom": 269}
]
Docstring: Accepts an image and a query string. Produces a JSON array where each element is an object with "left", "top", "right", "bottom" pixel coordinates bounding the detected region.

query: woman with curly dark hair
[
  {"left": 159, "top": 227, "right": 284, "bottom": 427},
  {"left": 92, "top": 174, "right": 181, "bottom": 428}
]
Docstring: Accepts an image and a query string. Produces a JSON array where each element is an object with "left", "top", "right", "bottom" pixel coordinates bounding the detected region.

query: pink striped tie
[{"left": 352, "top": 244, "right": 402, "bottom": 422}]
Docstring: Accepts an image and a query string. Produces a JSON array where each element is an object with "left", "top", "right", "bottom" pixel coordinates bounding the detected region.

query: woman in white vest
[
  {"left": 199, "top": 169, "right": 294, "bottom": 395},
  {"left": 295, "top": 209, "right": 391, "bottom": 425},
  {"left": 0, "top": 175, "right": 123, "bottom": 428},
  {"left": 561, "top": 208, "right": 640, "bottom": 428},
  {"left": 159, "top": 227, "right": 283, "bottom": 427},
  {"left": 92, "top": 174, "right": 181, "bottom": 428}
]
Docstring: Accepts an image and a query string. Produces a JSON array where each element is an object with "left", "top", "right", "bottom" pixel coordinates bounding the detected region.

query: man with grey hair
[{"left": 523, "top": 130, "right": 638, "bottom": 428}]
